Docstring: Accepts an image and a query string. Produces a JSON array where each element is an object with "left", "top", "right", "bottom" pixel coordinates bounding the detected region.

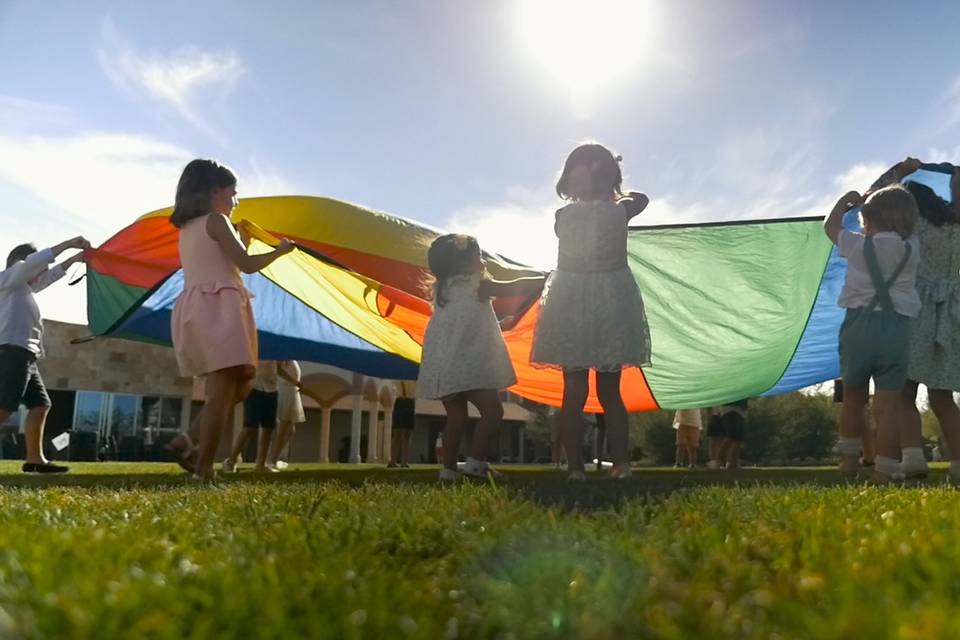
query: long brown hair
[
  {"left": 169, "top": 159, "right": 237, "bottom": 228},
  {"left": 426, "top": 234, "right": 480, "bottom": 307},
  {"left": 555, "top": 142, "right": 624, "bottom": 201}
]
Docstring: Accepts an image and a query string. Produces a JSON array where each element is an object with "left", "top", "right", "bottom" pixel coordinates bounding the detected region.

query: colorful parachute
[{"left": 84, "top": 167, "right": 954, "bottom": 412}]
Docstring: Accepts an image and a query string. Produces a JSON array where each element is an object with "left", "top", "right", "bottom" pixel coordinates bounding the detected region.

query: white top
[
  {"left": 0, "top": 248, "right": 65, "bottom": 356},
  {"left": 416, "top": 273, "right": 517, "bottom": 399},
  {"left": 837, "top": 230, "right": 921, "bottom": 317},
  {"left": 672, "top": 409, "right": 702, "bottom": 429}
]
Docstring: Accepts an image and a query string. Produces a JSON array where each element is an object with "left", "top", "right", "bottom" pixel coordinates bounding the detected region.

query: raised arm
[
  {"left": 620, "top": 191, "right": 649, "bottom": 221},
  {"left": 866, "top": 157, "right": 922, "bottom": 195},
  {"left": 477, "top": 275, "right": 546, "bottom": 300},
  {"left": 206, "top": 214, "right": 293, "bottom": 274},
  {"left": 824, "top": 190, "right": 864, "bottom": 245}
]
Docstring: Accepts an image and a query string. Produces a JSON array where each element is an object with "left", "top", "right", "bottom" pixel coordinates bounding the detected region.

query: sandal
[{"left": 165, "top": 433, "right": 197, "bottom": 474}]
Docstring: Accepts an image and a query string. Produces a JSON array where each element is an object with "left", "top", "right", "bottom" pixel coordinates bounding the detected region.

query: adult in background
[{"left": 0, "top": 236, "right": 89, "bottom": 473}]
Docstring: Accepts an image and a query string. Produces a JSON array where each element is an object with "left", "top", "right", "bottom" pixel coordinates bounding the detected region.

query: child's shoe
[
  {"left": 610, "top": 463, "right": 632, "bottom": 479},
  {"left": 438, "top": 468, "right": 460, "bottom": 482},
  {"left": 901, "top": 447, "right": 928, "bottom": 479},
  {"left": 567, "top": 470, "right": 587, "bottom": 482},
  {"left": 222, "top": 458, "right": 237, "bottom": 474},
  {"left": 462, "top": 457, "right": 500, "bottom": 479},
  {"left": 873, "top": 456, "right": 905, "bottom": 483},
  {"left": 707, "top": 460, "right": 721, "bottom": 470}
]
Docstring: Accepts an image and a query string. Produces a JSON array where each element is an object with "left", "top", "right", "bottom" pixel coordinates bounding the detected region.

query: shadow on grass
[{"left": 0, "top": 464, "right": 952, "bottom": 510}]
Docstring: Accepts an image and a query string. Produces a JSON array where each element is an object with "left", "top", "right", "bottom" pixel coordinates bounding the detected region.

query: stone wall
[{"left": 38, "top": 321, "right": 193, "bottom": 397}]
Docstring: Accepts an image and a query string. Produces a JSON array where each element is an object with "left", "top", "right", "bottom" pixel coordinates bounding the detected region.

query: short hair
[
  {"left": 861, "top": 184, "right": 919, "bottom": 239},
  {"left": 6, "top": 243, "right": 37, "bottom": 269}
]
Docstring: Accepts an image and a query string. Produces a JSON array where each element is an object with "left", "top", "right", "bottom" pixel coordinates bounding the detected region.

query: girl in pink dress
[{"left": 166, "top": 159, "right": 293, "bottom": 480}]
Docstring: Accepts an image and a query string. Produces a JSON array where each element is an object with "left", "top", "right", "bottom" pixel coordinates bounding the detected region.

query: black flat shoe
[{"left": 22, "top": 462, "right": 69, "bottom": 474}]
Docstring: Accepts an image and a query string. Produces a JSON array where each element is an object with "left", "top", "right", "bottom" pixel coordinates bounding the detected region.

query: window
[
  {"left": 108, "top": 395, "right": 139, "bottom": 439},
  {"left": 139, "top": 396, "right": 184, "bottom": 444},
  {"left": 74, "top": 391, "right": 106, "bottom": 434}
]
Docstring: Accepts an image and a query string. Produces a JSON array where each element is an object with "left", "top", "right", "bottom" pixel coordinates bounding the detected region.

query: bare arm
[
  {"left": 206, "top": 214, "right": 293, "bottom": 274},
  {"left": 278, "top": 361, "right": 300, "bottom": 385},
  {"left": 866, "top": 157, "right": 922, "bottom": 195},
  {"left": 477, "top": 275, "right": 546, "bottom": 299},
  {"left": 824, "top": 190, "right": 864, "bottom": 245},
  {"left": 619, "top": 191, "right": 650, "bottom": 221}
]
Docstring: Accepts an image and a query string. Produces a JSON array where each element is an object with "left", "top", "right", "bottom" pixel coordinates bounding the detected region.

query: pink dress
[{"left": 171, "top": 214, "right": 258, "bottom": 376}]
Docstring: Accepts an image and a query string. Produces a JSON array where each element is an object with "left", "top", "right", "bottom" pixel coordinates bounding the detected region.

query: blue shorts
[{"left": 839, "top": 308, "right": 911, "bottom": 391}]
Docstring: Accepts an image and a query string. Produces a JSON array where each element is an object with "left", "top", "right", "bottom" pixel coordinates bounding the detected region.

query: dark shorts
[
  {"left": 839, "top": 308, "right": 911, "bottom": 391},
  {"left": 0, "top": 345, "right": 51, "bottom": 413},
  {"left": 706, "top": 412, "right": 746, "bottom": 442},
  {"left": 244, "top": 389, "right": 278, "bottom": 429},
  {"left": 392, "top": 397, "right": 415, "bottom": 431}
]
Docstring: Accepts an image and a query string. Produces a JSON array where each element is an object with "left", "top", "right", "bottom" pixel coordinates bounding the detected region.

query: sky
[{"left": 2, "top": 0, "right": 960, "bottom": 325}]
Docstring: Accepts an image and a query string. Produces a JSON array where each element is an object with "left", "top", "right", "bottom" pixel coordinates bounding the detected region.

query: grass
[{"left": 0, "top": 463, "right": 959, "bottom": 638}]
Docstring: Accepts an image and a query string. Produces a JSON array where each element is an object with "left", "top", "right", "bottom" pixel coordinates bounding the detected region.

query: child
[
  {"left": 416, "top": 234, "right": 544, "bottom": 481},
  {"left": 166, "top": 159, "right": 293, "bottom": 481},
  {"left": 0, "top": 235, "right": 89, "bottom": 473},
  {"left": 223, "top": 360, "right": 299, "bottom": 473},
  {"left": 706, "top": 400, "right": 748, "bottom": 469},
  {"left": 266, "top": 360, "right": 306, "bottom": 470},
  {"left": 673, "top": 408, "right": 702, "bottom": 468},
  {"left": 824, "top": 185, "right": 920, "bottom": 481},
  {"left": 531, "top": 142, "right": 652, "bottom": 481},
  {"left": 896, "top": 162, "right": 960, "bottom": 482}
]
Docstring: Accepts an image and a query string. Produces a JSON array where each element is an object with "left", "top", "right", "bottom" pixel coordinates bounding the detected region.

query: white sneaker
[
  {"left": 438, "top": 468, "right": 460, "bottom": 482},
  {"left": 902, "top": 459, "right": 928, "bottom": 479},
  {"left": 274, "top": 460, "right": 289, "bottom": 470},
  {"left": 222, "top": 458, "right": 237, "bottom": 473},
  {"left": 462, "top": 459, "right": 498, "bottom": 479}
]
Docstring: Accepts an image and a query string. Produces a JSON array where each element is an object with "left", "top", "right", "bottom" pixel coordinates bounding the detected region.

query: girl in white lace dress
[
  {"left": 417, "top": 234, "right": 544, "bottom": 481},
  {"left": 531, "top": 143, "right": 652, "bottom": 480}
]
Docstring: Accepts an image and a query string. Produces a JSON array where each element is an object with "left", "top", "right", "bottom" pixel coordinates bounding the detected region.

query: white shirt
[
  {"left": 0, "top": 248, "right": 65, "bottom": 356},
  {"left": 673, "top": 409, "right": 702, "bottom": 430},
  {"left": 837, "top": 230, "right": 921, "bottom": 318}
]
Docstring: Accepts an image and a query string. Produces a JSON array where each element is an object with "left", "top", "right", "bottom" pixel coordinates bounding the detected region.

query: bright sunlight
[{"left": 512, "top": 0, "right": 658, "bottom": 116}]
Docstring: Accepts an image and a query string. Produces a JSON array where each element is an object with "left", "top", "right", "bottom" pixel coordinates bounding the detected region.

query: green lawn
[{"left": 0, "top": 463, "right": 958, "bottom": 639}]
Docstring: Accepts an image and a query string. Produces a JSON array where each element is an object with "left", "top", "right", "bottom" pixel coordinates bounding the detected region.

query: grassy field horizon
[{"left": 0, "top": 464, "right": 958, "bottom": 639}]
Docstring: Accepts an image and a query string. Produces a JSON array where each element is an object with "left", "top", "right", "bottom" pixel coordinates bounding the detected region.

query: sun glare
[{"left": 513, "top": 0, "right": 656, "bottom": 116}]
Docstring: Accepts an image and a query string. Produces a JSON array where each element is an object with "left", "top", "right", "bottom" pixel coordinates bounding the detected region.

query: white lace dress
[
  {"left": 416, "top": 274, "right": 517, "bottom": 399},
  {"left": 531, "top": 200, "right": 652, "bottom": 371}
]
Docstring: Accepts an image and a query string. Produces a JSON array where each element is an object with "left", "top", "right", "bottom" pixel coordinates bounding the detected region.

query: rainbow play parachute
[{"left": 83, "top": 167, "right": 955, "bottom": 412}]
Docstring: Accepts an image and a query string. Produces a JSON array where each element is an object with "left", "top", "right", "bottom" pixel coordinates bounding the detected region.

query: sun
[{"left": 512, "top": 0, "right": 657, "bottom": 115}]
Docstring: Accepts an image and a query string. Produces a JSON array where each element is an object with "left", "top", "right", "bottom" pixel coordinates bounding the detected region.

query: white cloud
[
  {"left": 96, "top": 17, "right": 244, "bottom": 136},
  {"left": 447, "top": 187, "right": 557, "bottom": 269},
  {"left": 0, "top": 130, "right": 192, "bottom": 240},
  {"left": 0, "top": 95, "right": 76, "bottom": 132},
  {"left": 832, "top": 162, "right": 887, "bottom": 194}
]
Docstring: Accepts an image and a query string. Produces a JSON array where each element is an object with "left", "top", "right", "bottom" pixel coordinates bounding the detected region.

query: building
[{"left": 1, "top": 321, "right": 539, "bottom": 464}]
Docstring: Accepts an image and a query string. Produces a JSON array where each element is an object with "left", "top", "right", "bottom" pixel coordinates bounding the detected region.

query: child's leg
[
  {"left": 268, "top": 419, "right": 294, "bottom": 466},
  {"left": 596, "top": 371, "right": 629, "bottom": 467},
  {"left": 561, "top": 370, "right": 589, "bottom": 473},
  {"left": 440, "top": 394, "right": 468, "bottom": 472},
  {"left": 255, "top": 427, "right": 273, "bottom": 471},
  {"left": 674, "top": 444, "right": 683, "bottom": 467},
  {"left": 465, "top": 389, "right": 503, "bottom": 462},
  {"left": 687, "top": 444, "right": 697, "bottom": 467},
  {"left": 899, "top": 381, "right": 924, "bottom": 450},
  {"left": 195, "top": 368, "right": 243, "bottom": 478},
  {"left": 838, "top": 385, "right": 869, "bottom": 472},
  {"left": 873, "top": 388, "right": 904, "bottom": 477},
  {"left": 928, "top": 389, "right": 960, "bottom": 477}
]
